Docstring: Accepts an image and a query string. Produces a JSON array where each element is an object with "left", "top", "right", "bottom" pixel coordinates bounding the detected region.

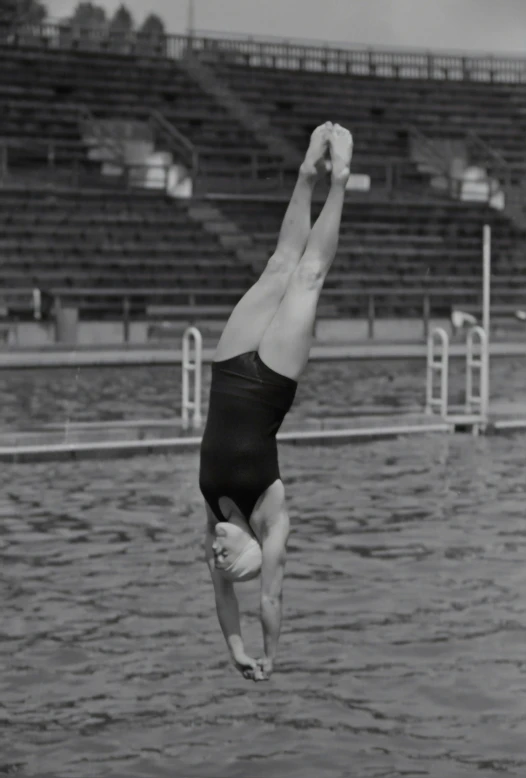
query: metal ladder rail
[
  {"left": 426, "top": 327, "right": 450, "bottom": 417},
  {"left": 465, "top": 325, "right": 489, "bottom": 419},
  {"left": 181, "top": 326, "right": 203, "bottom": 430}
]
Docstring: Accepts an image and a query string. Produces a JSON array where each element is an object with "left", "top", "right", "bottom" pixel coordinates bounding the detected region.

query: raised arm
[
  {"left": 258, "top": 509, "right": 290, "bottom": 679},
  {"left": 204, "top": 521, "right": 260, "bottom": 680}
]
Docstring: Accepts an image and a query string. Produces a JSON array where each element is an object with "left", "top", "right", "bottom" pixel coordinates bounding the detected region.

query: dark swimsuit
[{"left": 199, "top": 351, "right": 297, "bottom": 522}]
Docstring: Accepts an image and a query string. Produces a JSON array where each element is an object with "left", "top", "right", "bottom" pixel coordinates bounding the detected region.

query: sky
[{"left": 43, "top": 0, "right": 526, "bottom": 56}]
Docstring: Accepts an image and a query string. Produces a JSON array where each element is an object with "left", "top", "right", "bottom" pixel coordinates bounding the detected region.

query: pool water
[
  {"left": 1, "top": 358, "right": 526, "bottom": 777},
  {"left": 2, "top": 432, "right": 526, "bottom": 777},
  {"left": 1, "top": 356, "right": 526, "bottom": 430}
]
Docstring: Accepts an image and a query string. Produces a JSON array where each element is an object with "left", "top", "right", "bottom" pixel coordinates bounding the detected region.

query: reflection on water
[{"left": 2, "top": 434, "right": 526, "bottom": 777}]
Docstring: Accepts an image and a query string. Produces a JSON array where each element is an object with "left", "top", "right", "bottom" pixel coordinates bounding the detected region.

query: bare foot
[
  {"left": 300, "top": 121, "right": 332, "bottom": 178},
  {"left": 329, "top": 123, "right": 353, "bottom": 184}
]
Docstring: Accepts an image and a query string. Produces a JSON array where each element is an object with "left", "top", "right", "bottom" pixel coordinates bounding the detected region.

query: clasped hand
[{"left": 232, "top": 651, "right": 273, "bottom": 682}]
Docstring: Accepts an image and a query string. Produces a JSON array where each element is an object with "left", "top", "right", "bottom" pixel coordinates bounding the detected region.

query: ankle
[
  {"left": 299, "top": 161, "right": 318, "bottom": 181},
  {"left": 331, "top": 167, "right": 350, "bottom": 187}
]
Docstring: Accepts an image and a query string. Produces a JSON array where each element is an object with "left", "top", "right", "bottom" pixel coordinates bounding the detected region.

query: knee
[
  {"left": 293, "top": 255, "right": 325, "bottom": 289},
  {"left": 266, "top": 250, "right": 300, "bottom": 276}
]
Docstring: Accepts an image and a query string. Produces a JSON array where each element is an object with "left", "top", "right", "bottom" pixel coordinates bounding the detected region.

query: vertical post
[
  {"left": 181, "top": 326, "right": 203, "bottom": 430},
  {"left": 32, "top": 287, "right": 42, "bottom": 321},
  {"left": 367, "top": 294, "right": 375, "bottom": 339},
  {"left": 122, "top": 295, "right": 130, "bottom": 343},
  {"left": 482, "top": 224, "right": 491, "bottom": 417},
  {"left": 465, "top": 330, "right": 473, "bottom": 415},
  {"left": 386, "top": 160, "right": 393, "bottom": 192},
  {"left": 466, "top": 326, "right": 488, "bottom": 421},
  {"left": 422, "top": 293, "right": 430, "bottom": 341},
  {"left": 426, "top": 52, "right": 434, "bottom": 79},
  {"left": 187, "top": 0, "right": 195, "bottom": 38},
  {"left": 0, "top": 141, "right": 6, "bottom": 182},
  {"left": 53, "top": 294, "right": 61, "bottom": 344}
]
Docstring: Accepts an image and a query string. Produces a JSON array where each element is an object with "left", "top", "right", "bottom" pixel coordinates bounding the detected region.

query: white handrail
[
  {"left": 465, "top": 325, "right": 489, "bottom": 419},
  {"left": 181, "top": 326, "right": 203, "bottom": 430},
  {"left": 426, "top": 327, "right": 449, "bottom": 417},
  {"left": 482, "top": 224, "right": 491, "bottom": 417}
]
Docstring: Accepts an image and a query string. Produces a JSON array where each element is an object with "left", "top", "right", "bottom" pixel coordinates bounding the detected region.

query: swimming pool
[
  {"left": 1, "top": 355, "right": 526, "bottom": 430},
  {"left": 2, "top": 431, "right": 526, "bottom": 777}
]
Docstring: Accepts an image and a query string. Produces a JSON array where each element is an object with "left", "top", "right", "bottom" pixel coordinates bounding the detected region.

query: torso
[{"left": 199, "top": 351, "right": 296, "bottom": 523}]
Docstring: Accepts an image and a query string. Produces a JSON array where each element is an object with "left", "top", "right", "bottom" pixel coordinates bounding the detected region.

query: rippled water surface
[
  {"left": 1, "top": 356, "right": 526, "bottom": 429},
  {"left": 2, "top": 432, "right": 526, "bottom": 777},
  {"left": 2, "top": 358, "right": 526, "bottom": 776}
]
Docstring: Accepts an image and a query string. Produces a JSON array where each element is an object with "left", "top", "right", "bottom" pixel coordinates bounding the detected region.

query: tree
[
  {"left": 137, "top": 12, "right": 165, "bottom": 56},
  {"left": 108, "top": 3, "right": 134, "bottom": 35},
  {"left": 70, "top": 2, "right": 107, "bottom": 38},
  {"left": 58, "top": 1, "right": 106, "bottom": 49},
  {"left": 0, "top": 0, "right": 47, "bottom": 28},
  {"left": 70, "top": 1, "right": 107, "bottom": 31},
  {"left": 107, "top": 3, "right": 134, "bottom": 52},
  {"left": 139, "top": 13, "right": 165, "bottom": 37}
]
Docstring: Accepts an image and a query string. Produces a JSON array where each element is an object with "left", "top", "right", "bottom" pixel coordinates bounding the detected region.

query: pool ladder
[
  {"left": 182, "top": 326, "right": 203, "bottom": 430},
  {"left": 426, "top": 328, "right": 449, "bottom": 418},
  {"left": 426, "top": 325, "right": 489, "bottom": 427}
]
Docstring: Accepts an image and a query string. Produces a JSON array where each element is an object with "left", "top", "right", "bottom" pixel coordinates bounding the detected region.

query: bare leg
[
  {"left": 213, "top": 122, "right": 332, "bottom": 362},
  {"left": 258, "top": 124, "right": 353, "bottom": 380}
]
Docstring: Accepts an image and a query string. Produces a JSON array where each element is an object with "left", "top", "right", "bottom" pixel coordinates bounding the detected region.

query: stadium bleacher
[
  {"left": 216, "top": 195, "right": 525, "bottom": 314},
  {"left": 0, "top": 45, "right": 278, "bottom": 183},
  {"left": 211, "top": 60, "right": 526, "bottom": 166},
  {"left": 0, "top": 187, "right": 254, "bottom": 315},
  {"left": 0, "top": 26, "right": 525, "bottom": 338}
]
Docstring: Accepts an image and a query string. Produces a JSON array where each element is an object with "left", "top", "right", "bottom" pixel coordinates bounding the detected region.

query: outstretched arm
[
  {"left": 259, "top": 510, "right": 290, "bottom": 678},
  {"left": 205, "top": 522, "right": 260, "bottom": 680}
]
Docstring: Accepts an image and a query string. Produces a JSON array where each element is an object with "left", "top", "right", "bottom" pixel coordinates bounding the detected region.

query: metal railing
[
  {"left": 2, "top": 23, "right": 526, "bottom": 83},
  {"left": 425, "top": 327, "right": 449, "bottom": 417},
  {"left": 191, "top": 28, "right": 525, "bottom": 64},
  {"left": 0, "top": 133, "right": 438, "bottom": 196},
  {"left": 408, "top": 125, "right": 451, "bottom": 178},
  {"left": 148, "top": 110, "right": 199, "bottom": 180},
  {"left": 2, "top": 286, "right": 524, "bottom": 344},
  {"left": 426, "top": 324, "right": 489, "bottom": 423},
  {"left": 0, "top": 139, "right": 175, "bottom": 190},
  {"left": 0, "top": 138, "right": 288, "bottom": 194},
  {"left": 0, "top": 137, "right": 87, "bottom": 186},
  {"left": 171, "top": 37, "right": 526, "bottom": 83},
  {"left": 189, "top": 152, "right": 425, "bottom": 195},
  {"left": 465, "top": 326, "right": 489, "bottom": 417},
  {"left": 181, "top": 326, "right": 203, "bottom": 430},
  {"left": 465, "top": 131, "right": 526, "bottom": 227},
  {"left": 466, "top": 131, "right": 511, "bottom": 188}
]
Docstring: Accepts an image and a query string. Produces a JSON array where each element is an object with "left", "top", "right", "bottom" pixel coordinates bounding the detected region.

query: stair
[
  {"left": 503, "top": 178, "right": 526, "bottom": 230},
  {"left": 179, "top": 53, "right": 302, "bottom": 169},
  {"left": 409, "top": 128, "right": 461, "bottom": 194},
  {"left": 183, "top": 200, "right": 267, "bottom": 273},
  {"left": 467, "top": 132, "right": 526, "bottom": 230},
  {"left": 408, "top": 127, "right": 526, "bottom": 228}
]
